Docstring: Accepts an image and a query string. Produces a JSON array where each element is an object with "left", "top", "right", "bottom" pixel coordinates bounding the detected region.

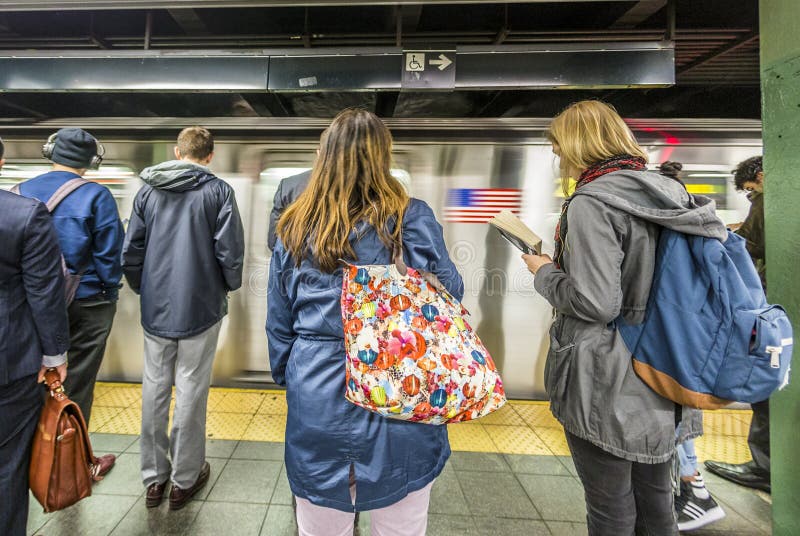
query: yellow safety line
[{"left": 91, "top": 382, "right": 751, "bottom": 461}]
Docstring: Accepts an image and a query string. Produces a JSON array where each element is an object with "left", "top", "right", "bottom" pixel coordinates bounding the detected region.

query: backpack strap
[{"left": 45, "top": 178, "right": 90, "bottom": 213}]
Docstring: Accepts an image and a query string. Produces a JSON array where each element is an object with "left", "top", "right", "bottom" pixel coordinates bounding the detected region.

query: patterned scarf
[{"left": 552, "top": 154, "right": 647, "bottom": 268}]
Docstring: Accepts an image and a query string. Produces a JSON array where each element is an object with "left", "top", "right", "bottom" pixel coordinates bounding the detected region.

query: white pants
[{"left": 295, "top": 481, "right": 434, "bottom": 536}]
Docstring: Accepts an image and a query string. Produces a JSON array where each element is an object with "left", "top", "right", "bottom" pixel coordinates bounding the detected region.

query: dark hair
[
  {"left": 177, "top": 126, "right": 214, "bottom": 161},
  {"left": 0, "top": 136, "right": 4, "bottom": 160},
  {"left": 732, "top": 156, "right": 762, "bottom": 191},
  {"left": 658, "top": 161, "right": 683, "bottom": 182}
]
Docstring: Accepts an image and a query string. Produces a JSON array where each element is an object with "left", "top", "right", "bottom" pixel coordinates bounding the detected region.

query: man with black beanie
[{"left": 16, "top": 128, "right": 124, "bottom": 479}]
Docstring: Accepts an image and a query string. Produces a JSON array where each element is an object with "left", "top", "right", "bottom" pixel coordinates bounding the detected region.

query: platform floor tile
[
  {"left": 88, "top": 382, "right": 757, "bottom": 465},
  {"left": 26, "top": 440, "right": 770, "bottom": 536},
  {"left": 29, "top": 382, "right": 769, "bottom": 535}
]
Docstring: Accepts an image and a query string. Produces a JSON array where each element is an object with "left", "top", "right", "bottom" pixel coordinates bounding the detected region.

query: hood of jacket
[
  {"left": 574, "top": 169, "right": 728, "bottom": 241},
  {"left": 140, "top": 160, "right": 215, "bottom": 193}
]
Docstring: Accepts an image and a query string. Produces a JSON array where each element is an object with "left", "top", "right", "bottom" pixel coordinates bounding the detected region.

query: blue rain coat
[{"left": 267, "top": 198, "right": 464, "bottom": 512}]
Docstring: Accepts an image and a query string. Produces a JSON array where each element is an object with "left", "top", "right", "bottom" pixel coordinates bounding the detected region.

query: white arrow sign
[{"left": 429, "top": 54, "right": 453, "bottom": 71}]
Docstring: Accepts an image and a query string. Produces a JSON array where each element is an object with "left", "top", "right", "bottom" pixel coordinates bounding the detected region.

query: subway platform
[{"left": 25, "top": 383, "right": 771, "bottom": 536}]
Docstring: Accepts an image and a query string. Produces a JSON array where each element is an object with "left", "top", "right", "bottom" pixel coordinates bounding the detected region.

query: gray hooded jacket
[
  {"left": 534, "top": 169, "right": 727, "bottom": 463},
  {"left": 122, "top": 160, "right": 245, "bottom": 338}
]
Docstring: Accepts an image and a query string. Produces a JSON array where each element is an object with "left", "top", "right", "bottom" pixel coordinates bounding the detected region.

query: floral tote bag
[{"left": 341, "top": 256, "right": 507, "bottom": 424}]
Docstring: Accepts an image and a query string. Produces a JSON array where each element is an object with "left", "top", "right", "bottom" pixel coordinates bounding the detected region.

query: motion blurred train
[{"left": 0, "top": 117, "right": 761, "bottom": 399}]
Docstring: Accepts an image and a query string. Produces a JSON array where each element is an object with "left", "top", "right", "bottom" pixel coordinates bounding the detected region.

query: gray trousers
[
  {"left": 566, "top": 432, "right": 678, "bottom": 536},
  {"left": 140, "top": 321, "right": 222, "bottom": 489}
]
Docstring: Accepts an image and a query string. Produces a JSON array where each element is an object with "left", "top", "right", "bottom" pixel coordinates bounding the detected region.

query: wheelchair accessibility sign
[
  {"left": 406, "top": 53, "right": 425, "bottom": 72},
  {"left": 402, "top": 50, "right": 455, "bottom": 88}
]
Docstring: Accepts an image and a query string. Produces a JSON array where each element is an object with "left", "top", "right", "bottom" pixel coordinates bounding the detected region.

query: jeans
[
  {"left": 566, "top": 431, "right": 678, "bottom": 536},
  {"left": 677, "top": 439, "right": 698, "bottom": 478}
]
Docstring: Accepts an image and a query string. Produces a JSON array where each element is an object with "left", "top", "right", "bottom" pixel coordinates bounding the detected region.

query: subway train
[{"left": 0, "top": 117, "right": 761, "bottom": 399}]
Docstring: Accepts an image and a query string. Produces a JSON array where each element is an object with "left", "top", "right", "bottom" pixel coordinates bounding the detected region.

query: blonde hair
[
  {"left": 277, "top": 108, "right": 408, "bottom": 273},
  {"left": 547, "top": 100, "right": 647, "bottom": 195}
]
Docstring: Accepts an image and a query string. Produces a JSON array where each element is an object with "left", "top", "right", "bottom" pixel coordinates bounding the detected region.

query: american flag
[{"left": 444, "top": 188, "right": 523, "bottom": 223}]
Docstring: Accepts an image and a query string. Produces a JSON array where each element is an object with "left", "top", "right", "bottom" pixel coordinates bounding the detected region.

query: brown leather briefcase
[{"left": 29, "top": 370, "right": 95, "bottom": 512}]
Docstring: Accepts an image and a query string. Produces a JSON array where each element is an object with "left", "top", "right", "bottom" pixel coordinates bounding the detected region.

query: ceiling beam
[
  {"left": 374, "top": 91, "right": 399, "bottom": 117},
  {"left": 610, "top": 0, "right": 667, "bottom": 29},
  {"left": 475, "top": 90, "right": 524, "bottom": 117},
  {"left": 0, "top": 1, "right": 627, "bottom": 11},
  {"left": 0, "top": 15, "right": 13, "bottom": 33},
  {"left": 239, "top": 93, "right": 293, "bottom": 117},
  {"left": 88, "top": 13, "right": 112, "bottom": 49},
  {"left": 167, "top": 8, "right": 210, "bottom": 35},
  {"left": 400, "top": 4, "right": 423, "bottom": 34},
  {"left": 493, "top": 4, "right": 510, "bottom": 45},
  {"left": 0, "top": 96, "right": 48, "bottom": 118},
  {"left": 677, "top": 31, "right": 759, "bottom": 75}
]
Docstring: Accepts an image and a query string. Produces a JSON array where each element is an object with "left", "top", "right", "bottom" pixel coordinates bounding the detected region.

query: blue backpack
[{"left": 616, "top": 229, "right": 793, "bottom": 409}]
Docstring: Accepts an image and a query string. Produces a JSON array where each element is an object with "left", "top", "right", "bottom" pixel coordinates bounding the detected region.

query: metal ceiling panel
[
  {"left": 0, "top": 44, "right": 673, "bottom": 92},
  {"left": 0, "top": 0, "right": 624, "bottom": 11},
  {"left": 457, "top": 42, "right": 675, "bottom": 88},
  {"left": 268, "top": 53, "right": 401, "bottom": 91},
  {"left": 0, "top": 56, "right": 268, "bottom": 91}
]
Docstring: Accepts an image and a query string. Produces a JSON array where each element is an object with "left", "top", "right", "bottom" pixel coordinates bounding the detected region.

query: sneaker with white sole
[{"left": 675, "top": 474, "right": 726, "bottom": 532}]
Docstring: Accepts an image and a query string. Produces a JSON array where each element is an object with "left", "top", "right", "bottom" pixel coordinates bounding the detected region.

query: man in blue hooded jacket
[
  {"left": 123, "top": 126, "right": 245, "bottom": 511},
  {"left": 17, "top": 128, "right": 124, "bottom": 478}
]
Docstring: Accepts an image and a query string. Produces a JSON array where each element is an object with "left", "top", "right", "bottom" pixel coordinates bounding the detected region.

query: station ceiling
[{"left": 0, "top": 0, "right": 761, "bottom": 120}]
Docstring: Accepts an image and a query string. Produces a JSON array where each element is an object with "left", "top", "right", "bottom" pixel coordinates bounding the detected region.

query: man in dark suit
[
  {"left": 267, "top": 169, "right": 311, "bottom": 251},
  {"left": 0, "top": 137, "right": 71, "bottom": 536}
]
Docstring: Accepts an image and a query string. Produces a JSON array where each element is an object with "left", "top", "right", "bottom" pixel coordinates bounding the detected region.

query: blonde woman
[
  {"left": 267, "top": 108, "right": 463, "bottom": 535},
  {"left": 522, "top": 101, "right": 727, "bottom": 535}
]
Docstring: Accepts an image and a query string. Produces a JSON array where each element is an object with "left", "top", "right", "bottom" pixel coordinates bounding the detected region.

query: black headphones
[{"left": 42, "top": 132, "right": 106, "bottom": 170}]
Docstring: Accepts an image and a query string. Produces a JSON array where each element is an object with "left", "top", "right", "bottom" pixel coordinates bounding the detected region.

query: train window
[
  {"left": 259, "top": 167, "right": 411, "bottom": 193},
  {"left": 646, "top": 164, "right": 734, "bottom": 209},
  {"left": 0, "top": 162, "right": 135, "bottom": 201},
  {"left": 259, "top": 167, "right": 310, "bottom": 186}
]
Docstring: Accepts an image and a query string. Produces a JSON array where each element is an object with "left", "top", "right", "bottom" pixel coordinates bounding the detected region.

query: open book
[{"left": 488, "top": 210, "right": 542, "bottom": 255}]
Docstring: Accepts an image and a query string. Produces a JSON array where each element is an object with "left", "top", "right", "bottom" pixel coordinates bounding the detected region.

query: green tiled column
[{"left": 760, "top": 1, "right": 800, "bottom": 533}]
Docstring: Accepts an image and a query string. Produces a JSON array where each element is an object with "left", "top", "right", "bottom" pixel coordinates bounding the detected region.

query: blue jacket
[
  {"left": 18, "top": 171, "right": 124, "bottom": 301},
  {"left": 267, "top": 198, "right": 464, "bottom": 511},
  {"left": 123, "top": 161, "right": 245, "bottom": 338},
  {"left": 0, "top": 190, "right": 70, "bottom": 385}
]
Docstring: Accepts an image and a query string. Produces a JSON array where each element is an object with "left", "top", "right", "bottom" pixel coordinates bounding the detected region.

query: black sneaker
[{"left": 675, "top": 474, "right": 726, "bottom": 532}]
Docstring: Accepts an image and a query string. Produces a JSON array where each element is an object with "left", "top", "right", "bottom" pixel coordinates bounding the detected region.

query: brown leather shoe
[
  {"left": 169, "top": 462, "right": 210, "bottom": 511},
  {"left": 146, "top": 481, "right": 169, "bottom": 508},
  {"left": 90, "top": 454, "right": 116, "bottom": 482}
]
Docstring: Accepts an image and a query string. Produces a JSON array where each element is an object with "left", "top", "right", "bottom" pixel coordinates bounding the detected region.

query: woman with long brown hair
[
  {"left": 267, "top": 108, "right": 463, "bottom": 535},
  {"left": 522, "top": 101, "right": 727, "bottom": 535}
]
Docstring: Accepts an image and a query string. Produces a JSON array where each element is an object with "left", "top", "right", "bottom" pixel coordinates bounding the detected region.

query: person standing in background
[
  {"left": 267, "top": 168, "right": 311, "bottom": 252},
  {"left": 705, "top": 156, "right": 771, "bottom": 493},
  {"left": 123, "top": 127, "right": 245, "bottom": 510},
  {"left": 16, "top": 127, "right": 124, "bottom": 479},
  {"left": 1, "top": 135, "right": 71, "bottom": 536}
]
